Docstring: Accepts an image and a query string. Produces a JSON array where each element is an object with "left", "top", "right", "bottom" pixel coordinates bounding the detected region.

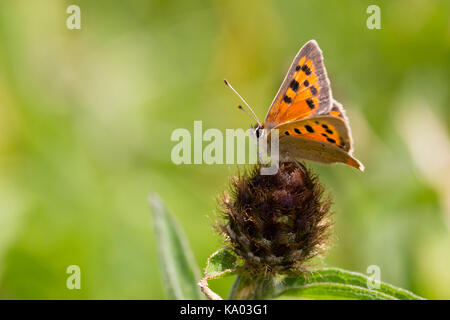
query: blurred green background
[{"left": 0, "top": 0, "right": 449, "bottom": 299}]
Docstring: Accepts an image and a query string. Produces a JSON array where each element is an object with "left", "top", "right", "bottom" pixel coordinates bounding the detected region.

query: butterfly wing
[
  {"left": 264, "top": 40, "right": 332, "bottom": 129},
  {"left": 270, "top": 101, "right": 364, "bottom": 171},
  {"left": 326, "top": 100, "right": 353, "bottom": 152}
]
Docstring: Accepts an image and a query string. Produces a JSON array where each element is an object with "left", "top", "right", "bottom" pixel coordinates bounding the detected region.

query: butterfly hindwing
[
  {"left": 270, "top": 113, "right": 364, "bottom": 171},
  {"left": 264, "top": 40, "right": 332, "bottom": 129},
  {"left": 277, "top": 135, "right": 363, "bottom": 171}
]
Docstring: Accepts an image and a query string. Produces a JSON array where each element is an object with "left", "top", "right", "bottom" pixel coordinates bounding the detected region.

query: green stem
[{"left": 228, "top": 273, "right": 274, "bottom": 300}]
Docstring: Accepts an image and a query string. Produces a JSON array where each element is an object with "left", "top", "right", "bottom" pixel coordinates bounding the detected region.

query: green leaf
[
  {"left": 149, "top": 194, "right": 203, "bottom": 300},
  {"left": 269, "top": 268, "right": 424, "bottom": 300},
  {"left": 198, "top": 248, "right": 241, "bottom": 300},
  {"left": 204, "top": 248, "right": 240, "bottom": 279}
]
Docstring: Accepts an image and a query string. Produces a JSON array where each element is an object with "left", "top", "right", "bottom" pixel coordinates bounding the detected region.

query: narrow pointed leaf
[
  {"left": 269, "top": 268, "right": 424, "bottom": 300},
  {"left": 276, "top": 283, "right": 396, "bottom": 300},
  {"left": 149, "top": 194, "right": 203, "bottom": 300}
]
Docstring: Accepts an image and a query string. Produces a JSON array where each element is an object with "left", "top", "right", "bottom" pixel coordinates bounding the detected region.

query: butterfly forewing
[
  {"left": 274, "top": 116, "right": 352, "bottom": 152},
  {"left": 326, "top": 100, "right": 354, "bottom": 153},
  {"left": 270, "top": 112, "right": 364, "bottom": 171},
  {"left": 328, "top": 100, "right": 347, "bottom": 121},
  {"left": 264, "top": 40, "right": 332, "bottom": 129}
]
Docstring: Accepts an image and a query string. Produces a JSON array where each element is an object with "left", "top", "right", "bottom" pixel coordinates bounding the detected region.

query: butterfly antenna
[
  {"left": 236, "top": 105, "right": 257, "bottom": 123},
  {"left": 224, "top": 79, "right": 261, "bottom": 126}
]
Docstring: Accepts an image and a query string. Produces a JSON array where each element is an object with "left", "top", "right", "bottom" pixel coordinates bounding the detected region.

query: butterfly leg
[
  {"left": 293, "top": 160, "right": 307, "bottom": 176},
  {"left": 281, "top": 150, "right": 308, "bottom": 176}
]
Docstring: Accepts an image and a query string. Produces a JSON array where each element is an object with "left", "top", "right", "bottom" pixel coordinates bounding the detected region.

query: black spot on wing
[
  {"left": 306, "top": 98, "right": 315, "bottom": 109},
  {"left": 302, "top": 64, "right": 312, "bottom": 75},
  {"left": 289, "top": 79, "right": 299, "bottom": 92},
  {"left": 305, "top": 125, "right": 314, "bottom": 133},
  {"left": 283, "top": 95, "right": 292, "bottom": 103}
]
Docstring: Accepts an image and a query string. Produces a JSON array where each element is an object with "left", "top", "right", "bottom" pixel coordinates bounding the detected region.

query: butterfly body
[{"left": 255, "top": 40, "right": 364, "bottom": 171}]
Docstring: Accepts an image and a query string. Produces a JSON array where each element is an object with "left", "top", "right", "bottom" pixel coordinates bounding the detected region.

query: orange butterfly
[{"left": 226, "top": 40, "right": 364, "bottom": 171}]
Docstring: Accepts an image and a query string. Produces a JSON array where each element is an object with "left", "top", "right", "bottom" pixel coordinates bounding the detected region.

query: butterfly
[{"left": 226, "top": 40, "right": 364, "bottom": 171}]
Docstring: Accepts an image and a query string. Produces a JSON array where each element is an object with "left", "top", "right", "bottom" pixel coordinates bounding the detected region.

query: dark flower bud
[{"left": 218, "top": 162, "right": 332, "bottom": 275}]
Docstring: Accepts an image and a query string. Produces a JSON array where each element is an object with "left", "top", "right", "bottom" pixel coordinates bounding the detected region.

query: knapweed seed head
[{"left": 218, "top": 162, "right": 332, "bottom": 275}]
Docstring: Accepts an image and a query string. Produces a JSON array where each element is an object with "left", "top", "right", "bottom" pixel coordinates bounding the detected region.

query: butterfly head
[
  {"left": 252, "top": 123, "right": 265, "bottom": 139},
  {"left": 253, "top": 124, "right": 265, "bottom": 139}
]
